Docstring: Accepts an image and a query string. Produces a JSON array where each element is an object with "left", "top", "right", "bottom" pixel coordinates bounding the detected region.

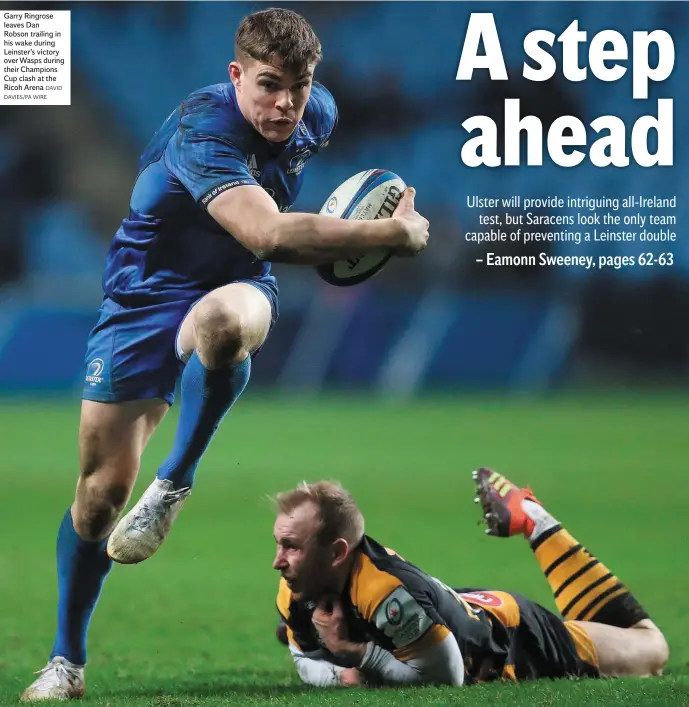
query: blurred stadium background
[
  {"left": 2, "top": 3, "right": 689, "bottom": 703},
  {"left": 1, "top": 0, "right": 687, "bottom": 397}
]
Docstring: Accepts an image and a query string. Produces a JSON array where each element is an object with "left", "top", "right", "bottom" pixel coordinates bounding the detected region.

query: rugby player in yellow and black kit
[{"left": 272, "top": 470, "right": 668, "bottom": 687}]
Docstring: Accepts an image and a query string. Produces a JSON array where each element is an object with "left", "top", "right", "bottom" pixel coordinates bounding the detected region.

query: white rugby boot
[
  {"left": 20, "top": 657, "right": 85, "bottom": 701},
  {"left": 106, "top": 478, "right": 191, "bottom": 564}
]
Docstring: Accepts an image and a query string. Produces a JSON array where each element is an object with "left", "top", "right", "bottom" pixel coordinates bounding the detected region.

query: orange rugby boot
[{"left": 472, "top": 468, "right": 542, "bottom": 538}]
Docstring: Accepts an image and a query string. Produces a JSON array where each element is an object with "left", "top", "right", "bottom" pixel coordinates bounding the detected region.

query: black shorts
[{"left": 456, "top": 589, "right": 600, "bottom": 682}]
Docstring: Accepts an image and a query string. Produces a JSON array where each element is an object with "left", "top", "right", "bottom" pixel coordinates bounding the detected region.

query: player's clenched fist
[{"left": 311, "top": 597, "right": 367, "bottom": 668}]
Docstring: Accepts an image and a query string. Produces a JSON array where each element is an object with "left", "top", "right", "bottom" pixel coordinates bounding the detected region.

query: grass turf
[{"left": 1, "top": 393, "right": 688, "bottom": 706}]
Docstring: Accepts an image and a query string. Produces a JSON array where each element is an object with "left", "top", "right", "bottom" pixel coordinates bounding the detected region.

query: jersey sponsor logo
[
  {"left": 460, "top": 591, "right": 504, "bottom": 608},
  {"left": 374, "top": 586, "right": 432, "bottom": 648},
  {"left": 287, "top": 148, "right": 312, "bottom": 175},
  {"left": 85, "top": 358, "right": 104, "bottom": 386},
  {"left": 247, "top": 154, "right": 261, "bottom": 178},
  {"left": 200, "top": 179, "right": 255, "bottom": 206}
]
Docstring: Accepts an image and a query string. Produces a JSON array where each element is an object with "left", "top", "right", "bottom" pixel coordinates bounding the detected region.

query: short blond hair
[{"left": 273, "top": 480, "right": 365, "bottom": 548}]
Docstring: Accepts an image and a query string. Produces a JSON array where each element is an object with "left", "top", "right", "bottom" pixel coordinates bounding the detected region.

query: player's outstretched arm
[
  {"left": 288, "top": 643, "right": 349, "bottom": 687},
  {"left": 357, "top": 633, "right": 465, "bottom": 686},
  {"left": 288, "top": 644, "right": 365, "bottom": 687},
  {"left": 207, "top": 185, "right": 428, "bottom": 264}
]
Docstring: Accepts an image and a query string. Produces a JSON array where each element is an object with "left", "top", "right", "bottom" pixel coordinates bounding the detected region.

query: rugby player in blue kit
[{"left": 21, "top": 8, "right": 429, "bottom": 701}]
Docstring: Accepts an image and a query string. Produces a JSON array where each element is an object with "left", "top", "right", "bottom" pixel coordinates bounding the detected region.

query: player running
[
  {"left": 21, "top": 7, "right": 429, "bottom": 701},
  {"left": 272, "top": 470, "right": 668, "bottom": 687}
]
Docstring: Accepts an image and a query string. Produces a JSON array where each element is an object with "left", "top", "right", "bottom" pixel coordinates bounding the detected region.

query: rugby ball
[{"left": 317, "top": 169, "right": 406, "bottom": 287}]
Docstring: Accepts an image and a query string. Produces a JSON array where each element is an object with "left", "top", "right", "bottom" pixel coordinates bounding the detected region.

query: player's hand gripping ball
[{"left": 317, "top": 169, "right": 406, "bottom": 286}]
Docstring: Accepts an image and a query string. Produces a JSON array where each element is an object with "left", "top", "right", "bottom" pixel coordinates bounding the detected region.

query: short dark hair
[{"left": 235, "top": 8, "right": 322, "bottom": 73}]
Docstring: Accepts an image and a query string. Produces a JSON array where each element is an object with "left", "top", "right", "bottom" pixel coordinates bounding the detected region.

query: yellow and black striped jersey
[
  {"left": 276, "top": 535, "right": 520, "bottom": 683},
  {"left": 278, "top": 535, "right": 599, "bottom": 683}
]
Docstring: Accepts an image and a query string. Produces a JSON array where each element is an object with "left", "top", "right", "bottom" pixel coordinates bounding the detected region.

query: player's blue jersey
[{"left": 102, "top": 81, "right": 337, "bottom": 306}]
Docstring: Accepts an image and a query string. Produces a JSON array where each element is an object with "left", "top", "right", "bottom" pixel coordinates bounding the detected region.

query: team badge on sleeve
[{"left": 373, "top": 587, "right": 433, "bottom": 648}]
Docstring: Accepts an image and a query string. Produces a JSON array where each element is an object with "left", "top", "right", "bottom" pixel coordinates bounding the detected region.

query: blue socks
[
  {"left": 51, "top": 509, "right": 113, "bottom": 666},
  {"left": 157, "top": 352, "right": 251, "bottom": 490},
  {"left": 49, "top": 354, "right": 249, "bottom": 665}
]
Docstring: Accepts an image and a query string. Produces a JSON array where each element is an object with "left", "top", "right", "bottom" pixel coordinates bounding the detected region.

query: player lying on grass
[
  {"left": 272, "top": 470, "right": 668, "bottom": 687},
  {"left": 21, "top": 7, "right": 429, "bottom": 702}
]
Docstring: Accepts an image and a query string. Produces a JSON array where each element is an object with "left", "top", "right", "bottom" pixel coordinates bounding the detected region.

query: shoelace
[
  {"left": 130, "top": 486, "right": 190, "bottom": 533},
  {"left": 32, "top": 661, "right": 78, "bottom": 692}
]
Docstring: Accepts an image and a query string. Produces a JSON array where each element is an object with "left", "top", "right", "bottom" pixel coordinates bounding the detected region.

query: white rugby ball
[{"left": 317, "top": 169, "right": 406, "bottom": 287}]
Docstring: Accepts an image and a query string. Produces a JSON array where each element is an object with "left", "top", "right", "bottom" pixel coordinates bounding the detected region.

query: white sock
[{"left": 522, "top": 499, "right": 560, "bottom": 544}]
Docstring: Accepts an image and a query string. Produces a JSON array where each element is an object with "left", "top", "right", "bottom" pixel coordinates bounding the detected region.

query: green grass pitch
[{"left": 2, "top": 393, "right": 688, "bottom": 706}]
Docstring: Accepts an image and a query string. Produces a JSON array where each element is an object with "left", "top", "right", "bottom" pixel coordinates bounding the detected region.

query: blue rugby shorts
[{"left": 82, "top": 279, "right": 278, "bottom": 405}]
